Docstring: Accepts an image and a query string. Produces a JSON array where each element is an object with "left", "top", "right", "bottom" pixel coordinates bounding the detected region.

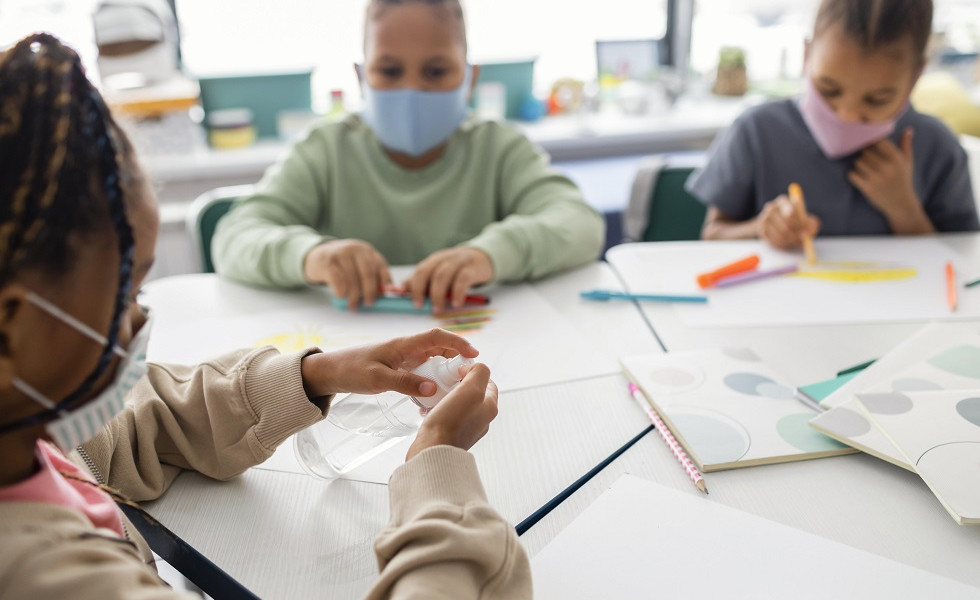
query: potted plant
[{"left": 713, "top": 47, "right": 748, "bottom": 96}]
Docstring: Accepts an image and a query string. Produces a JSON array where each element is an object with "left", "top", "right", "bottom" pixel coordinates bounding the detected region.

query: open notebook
[
  {"left": 807, "top": 322, "right": 980, "bottom": 525},
  {"left": 810, "top": 322, "right": 980, "bottom": 470},
  {"left": 531, "top": 475, "right": 980, "bottom": 599},
  {"left": 855, "top": 390, "right": 980, "bottom": 526},
  {"left": 620, "top": 348, "right": 851, "bottom": 472}
]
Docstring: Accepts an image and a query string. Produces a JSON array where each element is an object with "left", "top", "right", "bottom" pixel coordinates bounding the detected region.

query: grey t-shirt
[{"left": 686, "top": 99, "right": 979, "bottom": 234}]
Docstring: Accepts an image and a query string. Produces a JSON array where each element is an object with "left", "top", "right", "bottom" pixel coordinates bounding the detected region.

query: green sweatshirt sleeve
[
  {"left": 212, "top": 134, "right": 333, "bottom": 288},
  {"left": 462, "top": 134, "right": 605, "bottom": 282}
]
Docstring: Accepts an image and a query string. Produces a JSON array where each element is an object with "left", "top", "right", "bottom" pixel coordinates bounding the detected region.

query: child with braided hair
[{"left": 0, "top": 34, "right": 530, "bottom": 600}]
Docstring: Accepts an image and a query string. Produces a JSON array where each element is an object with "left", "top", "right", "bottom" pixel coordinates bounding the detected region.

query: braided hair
[{"left": 0, "top": 33, "right": 138, "bottom": 408}]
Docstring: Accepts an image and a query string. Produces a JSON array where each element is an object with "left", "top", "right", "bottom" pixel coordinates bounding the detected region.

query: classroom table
[
  {"left": 141, "top": 262, "right": 663, "bottom": 599},
  {"left": 593, "top": 233, "right": 980, "bottom": 589},
  {"left": 142, "top": 240, "right": 980, "bottom": 598}
]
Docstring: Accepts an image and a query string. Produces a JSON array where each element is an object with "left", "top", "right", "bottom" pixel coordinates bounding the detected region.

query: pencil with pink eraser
[{"left": 628, "top": 382, "right": 708, "bottom": 494}]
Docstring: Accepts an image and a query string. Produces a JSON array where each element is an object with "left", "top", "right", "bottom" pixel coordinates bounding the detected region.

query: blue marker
[{"left": 579, "top": 289, "right": 708, "bottom": 304}]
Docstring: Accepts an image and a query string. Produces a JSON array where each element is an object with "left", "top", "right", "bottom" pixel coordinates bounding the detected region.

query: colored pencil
[
  {"left": 965, "top": 277, "right": 980, "bottom": 289},
  {"left": 627, "top": 382, "right": 708, "bottom": 494},
  {"left": 788, "top": 182, "right": 817, "bottom": 265},
  {"left": 513, "top": 425, "right": 654, "bottom": 536},
  {"left": 696, "top": 254, "right": 760, "bottom": 288},
  {"left": 579, "top": 289, "right": 708, "bottom": 303},
  {"left": 946, "top": 261, "right": 957, "bottom": 312},
  {"left": 714, "top": 264, "right": 799, "bottom": 288},
  {"left": 792, "top": 387, "right": 827, "bottom": 413}
]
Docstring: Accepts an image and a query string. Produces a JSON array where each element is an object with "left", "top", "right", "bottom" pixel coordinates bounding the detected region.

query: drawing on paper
[
  {"left": 434, "top": 308, "right": 497, "bottom": 335},
  {"left": 254, "top": 325, "right": 376, "bottom": 352}
]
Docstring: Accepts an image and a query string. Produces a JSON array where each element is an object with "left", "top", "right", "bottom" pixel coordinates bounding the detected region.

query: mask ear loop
[{"left": 25, "top": 291, "right": 127, "bottom": 359}]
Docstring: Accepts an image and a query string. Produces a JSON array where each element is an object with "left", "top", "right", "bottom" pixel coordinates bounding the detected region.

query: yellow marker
[{"left": 788, "top": 182, "right": 817, "bottom": 265}]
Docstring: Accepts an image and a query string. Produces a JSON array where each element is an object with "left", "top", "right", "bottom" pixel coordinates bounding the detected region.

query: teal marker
[
  {"left": 579, "top": 289, "right": 708, "bottom": 303},
  {"left": 331, "top": 295, "right": 431, "bottom": 314}
]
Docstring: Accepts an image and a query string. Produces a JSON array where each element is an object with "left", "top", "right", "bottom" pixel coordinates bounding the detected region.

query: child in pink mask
[{"left": 689, "top": 0, "right": 978, "bottom": 250}]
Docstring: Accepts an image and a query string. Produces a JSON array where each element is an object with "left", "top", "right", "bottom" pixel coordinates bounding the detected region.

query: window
[
  {"left": 175, "top": 0, "right": 667, "bottom": 111},
  {"left": 690, "top": 0, "right": 818, "bottom": 86}
]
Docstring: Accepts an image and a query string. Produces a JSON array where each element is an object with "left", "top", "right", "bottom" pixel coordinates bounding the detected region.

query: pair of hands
[
  {"left": 300, "top": 328, "right": 498, "bottom": 460},
  {"left": 757, "top": 128, "right": 931, "bottom": 250},
  {"left": 304, "top": 241, "right": 494, "bottom": 314}
]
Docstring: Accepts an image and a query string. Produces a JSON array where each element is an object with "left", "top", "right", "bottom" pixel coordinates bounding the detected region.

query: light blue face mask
[{"left": 360, "top": 65, "right": 473, "bottom": 157}]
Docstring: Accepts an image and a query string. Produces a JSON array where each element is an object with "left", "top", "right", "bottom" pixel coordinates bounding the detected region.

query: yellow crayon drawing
[
  {"left": 254, "top": 325, "right": 375, "bottom": 352},
  {"left": 793, "top": 265, "right": 918, "bottom": 283}
]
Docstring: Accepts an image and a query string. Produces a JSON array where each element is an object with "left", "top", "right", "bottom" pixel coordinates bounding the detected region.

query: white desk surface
[
  {"left": 141, "top": 262, "right": 661, "bottom": 599},
  {"left": 606, "top": 233, "right": 980, "bottom": 385},
  {"left": 142, "top": 251, "right": 980, "bottom": 598}
]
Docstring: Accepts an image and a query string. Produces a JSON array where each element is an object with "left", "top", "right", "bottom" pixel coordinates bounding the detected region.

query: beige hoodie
[{"left": 0, "top": 347, "right": 531, "bottom": 599}]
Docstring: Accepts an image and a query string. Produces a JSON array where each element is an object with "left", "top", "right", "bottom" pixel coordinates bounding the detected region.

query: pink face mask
[{"left": 799, "top": 77, "right": 905, "bottom": 159}]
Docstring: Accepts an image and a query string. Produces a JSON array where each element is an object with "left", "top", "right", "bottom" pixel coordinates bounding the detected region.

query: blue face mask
[{"left": 360, "top": 65, "right": 473, "bottom": 157}]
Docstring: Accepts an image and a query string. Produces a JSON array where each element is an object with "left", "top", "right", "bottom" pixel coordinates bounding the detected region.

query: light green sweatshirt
[{"left": 212, "top": 114, "right": 605, "bottom": 288}]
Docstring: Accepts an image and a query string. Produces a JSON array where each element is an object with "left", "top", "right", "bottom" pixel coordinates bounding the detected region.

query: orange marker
[
  {"left": 947, "top": 261, "right": 958, "bottom": 312},
  {"left": 696, "top": 254, "right": 760, "bottom": 289},
  {"left": 788, "top": 182, "right": 817, "bottom": 265}
]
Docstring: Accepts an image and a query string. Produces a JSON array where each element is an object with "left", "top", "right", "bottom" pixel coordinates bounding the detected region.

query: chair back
[
  {"left": 623, "top": 154, "right": 707, "bottom": 243},
  {"left": 185, "top": 185, "right": 253, "bottom": 273}
]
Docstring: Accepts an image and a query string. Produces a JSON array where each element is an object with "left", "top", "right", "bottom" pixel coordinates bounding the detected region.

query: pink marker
[{"left": 714, "top": 264, "right": 799, "bottom": 288}]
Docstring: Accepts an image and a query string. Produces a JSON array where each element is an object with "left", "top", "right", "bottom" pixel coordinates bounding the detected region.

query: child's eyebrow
[{"left": 815, "top": 76, "right": 841, "bottom": 88}]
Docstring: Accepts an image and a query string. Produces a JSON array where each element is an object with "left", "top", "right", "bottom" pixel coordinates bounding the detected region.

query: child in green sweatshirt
[{"left": 212, "top": 0, "right": 604, "bottom": 313}]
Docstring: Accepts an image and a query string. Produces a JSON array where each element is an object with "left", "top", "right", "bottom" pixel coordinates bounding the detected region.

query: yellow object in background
[
  {"left": 912, "top": 71, "right": 980, "bottom": 137},
  {"left": 207, "top": 107, "right": 256, "bottom": 149}
]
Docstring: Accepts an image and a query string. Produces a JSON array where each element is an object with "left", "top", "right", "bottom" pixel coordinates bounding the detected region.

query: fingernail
[{"left": 419, "top": 381, "right": 436, "bottom": 396}]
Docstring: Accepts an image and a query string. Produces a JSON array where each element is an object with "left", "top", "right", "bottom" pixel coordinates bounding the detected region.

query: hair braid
[{"left": 0, "top": 33, "right": 139, "bottom": 408}]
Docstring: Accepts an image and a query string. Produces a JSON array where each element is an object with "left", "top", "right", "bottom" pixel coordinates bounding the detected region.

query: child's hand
[
  {"left": 300, "top": 328, "right": 479, "bottom": 399},
  {"left": 756, "top": 194, "right": 821, "bottom": 250},
  {"left": 405, "top": 247, "right": 494, "bottom": 314},
  {"left": 847, "top": 128, "right": 934, "bottom": 234},
  {"left": 303, "top": 239, "right": 392, "bottom": 310},
  {"left": 407, "top": 362, "right": 498, "bottom": 459}
]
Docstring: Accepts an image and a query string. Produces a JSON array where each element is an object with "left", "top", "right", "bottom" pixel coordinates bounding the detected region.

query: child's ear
[{"left": 0, "top": 284, "right": 27, "bottom": 390}]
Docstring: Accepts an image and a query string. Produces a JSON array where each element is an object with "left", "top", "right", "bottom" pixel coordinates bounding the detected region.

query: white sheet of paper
[
  {"left": 531, "top": 475, "right": 980, "bottom": 599},
  {"left": 145, "top": 276, "right": 614, "bottom": 483},
  {"left": 606, "top": 238, "right": 977, "bottom": 327},
  {"left": 147, "top": 282, "right": 613, "bottom": 394}
]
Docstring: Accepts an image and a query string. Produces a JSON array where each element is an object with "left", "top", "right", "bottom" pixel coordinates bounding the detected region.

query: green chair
[
  {"left": 185, "top": 185, "right": 253, "bottom": 273},
  {"left": 622, "top": 154, "right": 707, "bottom": 242}
]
